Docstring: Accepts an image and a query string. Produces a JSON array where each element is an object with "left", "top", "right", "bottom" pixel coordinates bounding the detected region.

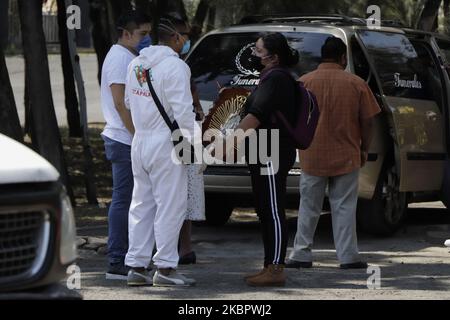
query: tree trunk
[
  {"left": 139, "top": 0, "right": 188, "bottom": 43},
  {"left": 0, "top": 46, "right": 23, "bottom": 142},
  {"left": 88, "top": 0, "right": 131, "bottom": 84},
  {"left": 444, "top": 0, "right": 450, "bottom": 34},
  {"left": 192, "top": 0, "right": 210, "bottom": 40},
  {"left": 65, "top": 0, "right": 98, "bottom": 205},
  {"left": 24, "top": 40, "right": 33, "bottom": 139},
  {"left": 134, "top": 0, "right": 151, "bottom": 13},
  {"left": 433, "top": 11, "right": 439, "bottom": 32},
  {"left": 418, "top": 0, "right": 442, "bottom": 31},
  {"left": 19, "top": 0, "right": 30, "bottom": 138},
  {"left": 18, "top": 0, "right": 73, "bottom": 199},
  {"left": 74, "top": 0, "right": 92, "bottom": 47},
  {"left": 57, "top": 0, "right": 82, "bottom": 137},
  {"left": 193, "top": 0, "right": 210, "bottom": 26},
  {"left": 0, "top": 0, "right": 9, "bottom": 50},
  {"left": 149, "top": 0, "right": 169, "bottom": 43},
  {"left": 206, "top": 5, "right": 216, "bottom": 32},
  {"left": 88, "top": 0, "right": 112, "bottom": 84},
  {"left": 169, "top": 0, "right": 188, "bottom": 21},
  {"left": 107, "top": 0, "right": 132, "bottom": 43},
  {"left": 24, "top": 67, "right": 32, "bottom": 138}
]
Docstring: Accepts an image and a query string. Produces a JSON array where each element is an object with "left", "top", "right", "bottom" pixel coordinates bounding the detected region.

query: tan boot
[
  {"left": 243, "top": 267, "right": 267, "bottom": 281},
  {"left": 246, "top": 264, "right": 286, "bottom": 287}
]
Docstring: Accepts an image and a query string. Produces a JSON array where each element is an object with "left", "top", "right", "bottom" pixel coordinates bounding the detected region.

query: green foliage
[{"left": 188, "top": 0, "right": 437, "bottom": 31}]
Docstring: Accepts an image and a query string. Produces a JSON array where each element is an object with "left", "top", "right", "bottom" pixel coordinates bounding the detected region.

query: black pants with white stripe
[{"left": 248, "top": 147, "right": 296, "bottom": 267}]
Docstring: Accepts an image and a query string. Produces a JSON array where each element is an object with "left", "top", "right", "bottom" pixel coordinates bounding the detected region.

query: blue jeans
[{"left": 103, "top": 135, "right": 133, "bottom": 265}]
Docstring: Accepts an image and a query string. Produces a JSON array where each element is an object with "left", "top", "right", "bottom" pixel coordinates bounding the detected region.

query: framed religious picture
[{"left": 202, "top": 87, "right": 252, "bottom": 146}]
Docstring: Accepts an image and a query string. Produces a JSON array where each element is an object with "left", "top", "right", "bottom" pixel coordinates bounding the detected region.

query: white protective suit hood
[
  {"left": 138, "top": 45, "right": 179, "bottom": 70},
  {"left": 125, "top": 44, "right": 199, "bottom": 146}
]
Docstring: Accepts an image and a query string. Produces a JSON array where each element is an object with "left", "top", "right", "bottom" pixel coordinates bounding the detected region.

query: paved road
[
  {"left": 72, "top": 203, "right": 450, "bottom": 300},
  {"left": 6, "top": 53, "right": 104, "bottom": 127}
]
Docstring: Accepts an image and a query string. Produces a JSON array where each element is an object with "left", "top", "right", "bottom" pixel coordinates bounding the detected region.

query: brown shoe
[
  {"left": 246, "top": 264, "right": 286, "bottom": 287},
  {"left": 243, "top": 267, "right": 267, "bottom": 281}
]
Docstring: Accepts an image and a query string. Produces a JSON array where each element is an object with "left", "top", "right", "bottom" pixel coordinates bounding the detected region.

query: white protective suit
[{"left": 124, "top": 45, "right": 198, "bottom": 269}]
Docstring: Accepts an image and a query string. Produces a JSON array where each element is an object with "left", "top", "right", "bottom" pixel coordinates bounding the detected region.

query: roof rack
[
  {"left": 379, "top": 20, "right": 406, "bottom": 28},
  {"left": 239, "top": 14, "right": 298, "bottom": 24},
  {"left": 238, "top": 14, "right": 413, "bottom": 28},
  {"left": 239, "top": 14, "right": 367, "bottom": 26}
]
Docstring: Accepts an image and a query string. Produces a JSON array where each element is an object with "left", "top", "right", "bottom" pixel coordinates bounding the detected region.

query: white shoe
[
  {"left": 127, "top": 269, "right": 153, "bottom": 286},
  {"left": 153, "top": 269, "right": 196, "bottom": 287},
  {"left": 444, "top": 239, "right": 450, "bottom": 247}
]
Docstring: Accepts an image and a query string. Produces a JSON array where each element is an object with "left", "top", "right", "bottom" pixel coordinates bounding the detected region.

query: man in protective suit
[{"left": 124, "top": 16, "right": 201, "bottom": 287}]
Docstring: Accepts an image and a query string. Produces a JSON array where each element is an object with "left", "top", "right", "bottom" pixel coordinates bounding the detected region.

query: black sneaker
[
  {"left": 339, "top": 262, "right": 368, "bottom": 269},
  {"left": 285, "top": 259, "right": 313, "bottom": 269},
  {"left": 106, "top": 262, "right": 130, "bottom": 280}
]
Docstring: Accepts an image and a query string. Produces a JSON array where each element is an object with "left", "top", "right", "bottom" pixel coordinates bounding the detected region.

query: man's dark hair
[
  {"left": 158, "top": 14, "right": 188, "bottom": 43},
  {"left": 321, "top": 36, "right": 347, "bottom": 62},
  {"left": 116, "top": 10, "right": 151, "bottom": 37}
]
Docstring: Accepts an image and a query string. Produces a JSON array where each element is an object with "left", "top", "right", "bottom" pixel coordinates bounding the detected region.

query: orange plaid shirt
[{"left": 299, "top": 63, "right": 381, "bottom": 177}]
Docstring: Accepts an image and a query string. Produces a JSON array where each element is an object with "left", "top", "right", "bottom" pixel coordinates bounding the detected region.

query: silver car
[
  {"left": 0, "top": 134, "right": 79, "bottom": 298},
  {"left": 186, "top": 15, "right": 450, "bottom": 235}
]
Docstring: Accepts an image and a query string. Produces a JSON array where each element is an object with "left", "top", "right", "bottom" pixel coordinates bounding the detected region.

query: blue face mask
[
  {"left": 136, "top": 35, "right": 152, "bottom": 53},
  {"left": 181, "top": 39, "right": 191, "bottom": 55}
]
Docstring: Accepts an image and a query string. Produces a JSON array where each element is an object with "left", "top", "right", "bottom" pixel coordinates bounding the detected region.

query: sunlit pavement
[
  {"left": 72, "top": 203, "right": 450, "bottom": 300},
  {"left": 7, "top": 53, "right": 103, "bottom": 127}
]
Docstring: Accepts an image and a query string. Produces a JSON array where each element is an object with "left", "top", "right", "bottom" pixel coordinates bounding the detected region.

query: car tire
[
  {"left": 357, "top": 162, "right": 407, "bottom": 236},
  {"left": 205, "top": 194, "right": 233, "bottom": 226}
]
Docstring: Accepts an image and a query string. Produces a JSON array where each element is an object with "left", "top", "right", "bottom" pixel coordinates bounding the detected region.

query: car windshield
[{"left": 186, "top": 32, "right": 333, "bottom": 102}]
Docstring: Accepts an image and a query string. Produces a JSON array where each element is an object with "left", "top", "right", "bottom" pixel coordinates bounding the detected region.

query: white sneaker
[
  {"left": 153, "top": 269, "right": 196, "bottom": 287},
  {"left": 444, "top": 239, "right": 450, "bottom": 247},
  {"left": 127, "top": 269, "right": 153, "bottom": 286}
]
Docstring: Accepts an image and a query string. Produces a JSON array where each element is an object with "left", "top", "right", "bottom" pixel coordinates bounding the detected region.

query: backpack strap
[
  {"left": 305, "top": 89, "right": 315, "bottom": 125},
  {"left": 145, "top": 69, "right": 179, "bottom": 132},
  {"left": 259, "top": 67, "right": 293, "bottom": 84},
  {"left": 259, "top": 68, "right": 299, "bottom": 125}
]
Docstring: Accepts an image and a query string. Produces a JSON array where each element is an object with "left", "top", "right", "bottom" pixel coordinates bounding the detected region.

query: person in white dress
[{"left": 178, "top": 82, "right": 206, "bottom": 265}]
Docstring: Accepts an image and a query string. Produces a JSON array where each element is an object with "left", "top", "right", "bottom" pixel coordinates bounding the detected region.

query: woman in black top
[{"left": 237, "top": 33, "right": 299, "bottom": 287}]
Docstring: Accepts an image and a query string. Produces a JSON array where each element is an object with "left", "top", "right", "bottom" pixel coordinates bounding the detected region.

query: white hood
[
  {"left": 138, "top": 45, "right": 179, "bottom": 70},
  {"left": 125, "top": 44, "right": 197, "bottom": 140},
  {"left": 0, "top": 134, "right": 59, "bottom": 184}
]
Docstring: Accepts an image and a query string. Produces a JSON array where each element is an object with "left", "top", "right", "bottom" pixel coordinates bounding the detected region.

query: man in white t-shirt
[{"left": 101, "top": 11, "right": 151, "bottom": 281}]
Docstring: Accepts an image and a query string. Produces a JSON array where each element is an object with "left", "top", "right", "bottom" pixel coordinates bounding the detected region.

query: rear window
[
  {"left": 358, "top": 30, "right": 440, "bottom": 101},
  {"left": 187, "top": 32, "right": 332, "bottom": 102}
]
